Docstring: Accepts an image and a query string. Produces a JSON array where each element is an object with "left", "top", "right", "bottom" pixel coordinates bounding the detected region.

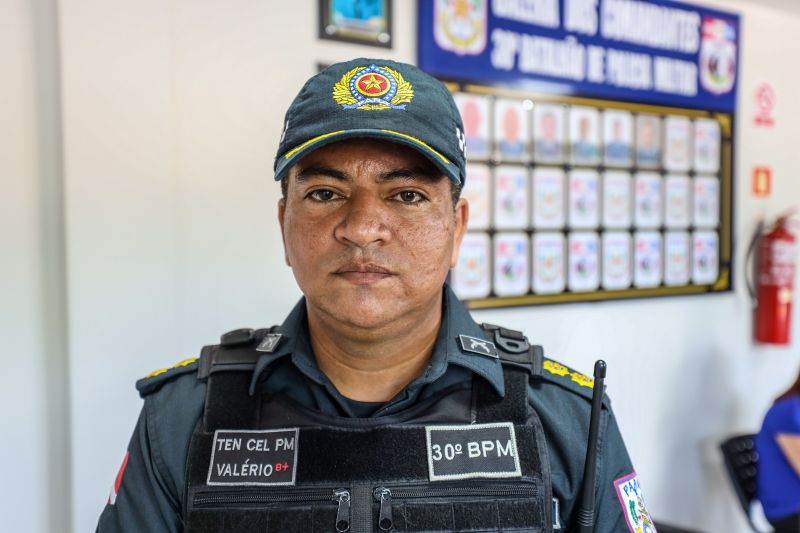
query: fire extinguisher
[{"left": 747, "top": 212, "right": 798, "bottom": 345}]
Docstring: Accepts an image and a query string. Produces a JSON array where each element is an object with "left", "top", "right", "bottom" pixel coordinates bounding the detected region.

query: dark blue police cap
[{"left": 274, "top": 58, "right": 467, "bottom": 185}]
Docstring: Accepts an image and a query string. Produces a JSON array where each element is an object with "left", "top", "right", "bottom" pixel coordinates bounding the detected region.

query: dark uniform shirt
[{"left": 97, "top": 286, "right": 644, "bottom": 532}]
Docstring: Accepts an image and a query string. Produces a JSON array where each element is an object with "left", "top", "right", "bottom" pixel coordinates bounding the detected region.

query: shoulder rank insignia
[
  {"left": 332, "top": 64, "right": 414, "bottom": 111},
  {"left": 137, "top": 357, "right": 198, "bottom": 397},
  {"left": 144, "top": 357, "right": 197, "bottom": 379},
  {"left": 543, "top": 359, "right": 594, "bottom": 389}
]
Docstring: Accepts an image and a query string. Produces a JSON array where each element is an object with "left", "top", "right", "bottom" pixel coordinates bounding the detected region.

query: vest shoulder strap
[
  {"left": 479, "top": 323, "right": 544, "bottom": 378},
  {"left": 196, "top": 326, "right": 282, "bottom": 380},
  {"left": 478, "top": 323, "right": 606, "bottom": 404},
  {"left": 198, "top": 326, "right": 283, "bottom": 430},
  {"left": 473, "top": 363, "right": 531, "bottom": 425}
]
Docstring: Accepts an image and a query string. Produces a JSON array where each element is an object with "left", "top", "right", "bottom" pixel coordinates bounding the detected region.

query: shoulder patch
[
  {"left": 614, "top": 471, "right": 656, "bottom": 533},
  {"left": 539, "top": 358, "right": 604, "bottom": 403},
  {"left": 136, "top": 357, "right": 198, "bottom": 397}
]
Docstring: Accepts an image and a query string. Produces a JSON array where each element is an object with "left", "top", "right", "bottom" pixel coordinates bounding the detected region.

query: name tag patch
[
  {"left": 207, "top": 428, "right": 298, "bottom": 486},
  {"left": 426, "top": 422, "right": 521, "bottom": 481}
]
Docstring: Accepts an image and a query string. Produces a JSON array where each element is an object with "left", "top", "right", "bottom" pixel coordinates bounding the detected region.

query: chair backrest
[{"left": 720, "top": 433, "right": 762, "bottom": 532}]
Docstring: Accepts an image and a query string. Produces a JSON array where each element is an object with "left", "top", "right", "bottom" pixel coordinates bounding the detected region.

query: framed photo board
[
  {"left": 446, "top": 83, "right": 733, "bottom": 308},
  {"left": 418, "top": 0, "right": 738, "bottom": 308},
  {"left": 318, "top": 0, "right": 392, "bottom": 48}
]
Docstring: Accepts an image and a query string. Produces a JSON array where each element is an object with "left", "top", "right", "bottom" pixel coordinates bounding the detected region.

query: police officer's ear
[
  {"left": 450, "top": 196, "right": 469, "bottom": 269},
  {"left": 277, "top": 197, "right": 291, "bottom": 267}
]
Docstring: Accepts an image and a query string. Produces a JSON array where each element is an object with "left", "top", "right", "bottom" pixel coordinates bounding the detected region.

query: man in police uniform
[{"left": 97, "top": 58, "right": 655, "bottom": 533}]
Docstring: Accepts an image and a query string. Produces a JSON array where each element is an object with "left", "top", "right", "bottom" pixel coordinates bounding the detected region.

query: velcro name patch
[
  {"left": 207, "top": 428, "right": 299, "bottom": 486},
  {"left": 426, "top": 422, "right": 521, "bottom": 481}
]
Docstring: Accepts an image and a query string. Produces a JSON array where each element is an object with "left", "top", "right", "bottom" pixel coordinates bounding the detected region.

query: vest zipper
[
  {"left": 375, "top": 487, "right": 392, "bottom": 531},
  {"left": 334, "top": 488, "right": 351, "bottom": 532},
  {"left": 372, "top": 483, "right": 538, "bottom": 531},
  {"left": 193, "top": 487, "right": 351, "bottom": 532}
]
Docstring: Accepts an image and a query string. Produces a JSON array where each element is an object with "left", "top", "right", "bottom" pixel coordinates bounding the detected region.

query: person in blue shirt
[{"left": 756, "top": 371, "right": 800, "bottom": 532}]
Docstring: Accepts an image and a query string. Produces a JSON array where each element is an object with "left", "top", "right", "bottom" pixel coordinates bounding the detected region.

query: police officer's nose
[{"left": 335, "top": 190, "right": 391, "bottom": 248}]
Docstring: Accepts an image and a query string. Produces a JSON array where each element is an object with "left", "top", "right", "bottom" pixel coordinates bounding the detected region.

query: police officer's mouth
[{"left": 334, "top": 263, "right": 395, "bottom": 284}]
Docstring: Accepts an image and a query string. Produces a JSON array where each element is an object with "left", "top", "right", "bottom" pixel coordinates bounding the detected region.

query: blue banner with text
[{"left": 418, "top": 0, "right": 739, "bottom": 111}]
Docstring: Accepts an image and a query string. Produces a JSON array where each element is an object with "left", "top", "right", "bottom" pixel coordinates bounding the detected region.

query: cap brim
[{"left": 274, "top": 128, "right": 462, "bottom": 185}]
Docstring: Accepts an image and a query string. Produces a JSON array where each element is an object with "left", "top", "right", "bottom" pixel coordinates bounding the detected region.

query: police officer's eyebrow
[
  {"left": 295, "top": 165, "right": 349, "bottom": 182},
  {"left": 294, "top": 165, "right": 441, "bottom": 183},
  {"left": 377, "top": 167, "right": 441, "bottom": 183}
]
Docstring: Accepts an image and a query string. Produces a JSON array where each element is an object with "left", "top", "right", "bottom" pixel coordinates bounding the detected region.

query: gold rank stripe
[
  {"left": 144, "top": 357, "right": 198, "bottom": 379},
  {"left": 543, "top": 360, "right": 594, "bottom": 389}
]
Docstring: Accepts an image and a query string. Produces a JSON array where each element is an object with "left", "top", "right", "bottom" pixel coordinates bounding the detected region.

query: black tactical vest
[{"left": 184, "top": 325, "right": 554, "bottom": 533}]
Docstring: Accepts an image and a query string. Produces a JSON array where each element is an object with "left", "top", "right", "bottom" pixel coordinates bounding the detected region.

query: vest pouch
[
  {"left": 372, "top": 480, "right": 543, "bottom": 532},
  {"left": 189, "top": 486, "right": 352, "bottom": 533}
]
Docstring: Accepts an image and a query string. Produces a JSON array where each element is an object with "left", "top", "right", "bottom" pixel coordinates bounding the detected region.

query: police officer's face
[{"left": 279, "top": 138, "right": 468, "bottom": 331}]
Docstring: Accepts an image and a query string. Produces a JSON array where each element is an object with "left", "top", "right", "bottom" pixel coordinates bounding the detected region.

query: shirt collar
[
  {"left": 439, "top": 284, "right": 505, "bottom": 397},
  {"left": 249, "top": 299, "right": 310, "bottom": 394},
  {"left": 249, "top": 284, "right": 505, "bottom": 397}
]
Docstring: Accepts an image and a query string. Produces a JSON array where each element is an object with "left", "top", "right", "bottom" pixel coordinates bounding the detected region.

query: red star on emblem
[{"left": 358, "top": 74, "right": 388, "bottom": 95}]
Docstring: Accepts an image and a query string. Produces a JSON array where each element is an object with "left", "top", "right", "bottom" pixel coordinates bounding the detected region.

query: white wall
[
  {"left": 4, "top": 0, "right": 800, "bottom": 531},
  {"left": 1, "top": 0, "right": 70, "bottom": 531}
]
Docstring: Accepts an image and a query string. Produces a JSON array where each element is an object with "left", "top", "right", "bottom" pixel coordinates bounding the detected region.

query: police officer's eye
[
  {"left": 308, "top": 189, "right": 338, "bottom": 202},
  {"left": 396, "top": 191, "right": 424, "bottom": 203}
]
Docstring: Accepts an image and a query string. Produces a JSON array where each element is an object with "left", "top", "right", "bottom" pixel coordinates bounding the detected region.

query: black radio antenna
[{"left": 575, "top": 360, "right": 606, "bottom": 533}]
